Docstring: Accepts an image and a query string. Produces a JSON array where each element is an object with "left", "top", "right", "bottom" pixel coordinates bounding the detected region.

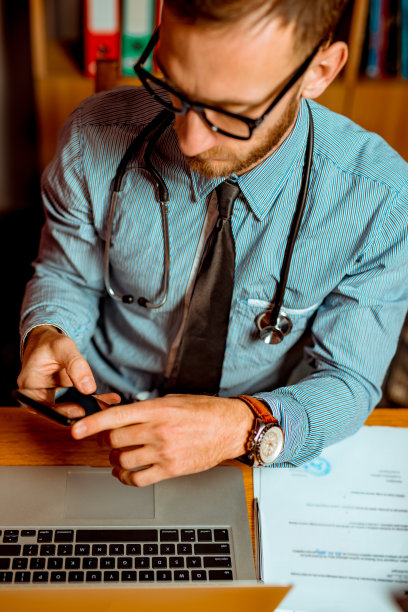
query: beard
[{"left": 179, "top": 91, "right": 301, "bottom": 178}]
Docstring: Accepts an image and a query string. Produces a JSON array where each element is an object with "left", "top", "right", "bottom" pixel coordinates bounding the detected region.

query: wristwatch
[{"left": 237, "top": 395, "right": 284, "bottom": 467}]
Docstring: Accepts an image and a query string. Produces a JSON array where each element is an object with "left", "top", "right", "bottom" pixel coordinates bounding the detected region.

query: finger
[
  {"left": 54, "top": 402, "right": 86, "bottom": 419},
  {"left": 94, "top": 393, "right": 121, "bottom": 407},
  {"left": 112, "top": 465, "right": 168, "bottom": 488},
  {"left": 71, "top": 403, "right": 148, "bottom": 439},
  {"left": 109, "top": 445, "right": 154, "bottom": 471},
  {"left": 101, "top": 423, "right": 152, "bottom": 449},
  {"left": 58, "top": 344, "right": 96, "bottom": 395}
]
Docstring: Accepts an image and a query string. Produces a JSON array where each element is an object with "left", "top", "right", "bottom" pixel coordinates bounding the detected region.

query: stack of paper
[{"left": 254, "top": 426, "right": 408, "bottom": 612}]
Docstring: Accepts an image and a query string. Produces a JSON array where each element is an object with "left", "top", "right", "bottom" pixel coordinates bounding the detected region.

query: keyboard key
[
  {"left": 83, "top": 558, "right": 98, "bottom": 569},
  {"left": 169, "top": 557, "right": 184, "bottom": 568},
  {"left": 135, "top": 557, "right": 150, "bottom": 569},
  {"left": 100, "top": 558, "right": 115, "bottom": 569},
  {"left": 40, "top": 544, "right": 56, "bottom": 556},
  {"left": 68, "top": 571, "right": 84, "bottom": 582},
  {"left": 37, "top": 530, "right": 52, "bottom": 543},
  {"left": 109, "top": 544, "right": 124, "bottom": 556},
  {"left": 195, "top": 543, "right": 230, "bottom": 555},
  {"left": 23, "top": 544, "right": 38, "bottom": 556},
  {"left": 92, "top": 544, "right": 107, "bottom": 556},
  {"left": 30, "top": 558, "right": 45, "bottom": 570},
  {"left": 187, "top": 557, "right": 202, "bottom": 568},
  {"left": 48, "top": 558, "right": 63, "bottom": 570},
  {"left": 121, "top": 571, "right": 137, "bottom": 581},
  {"left": 214, "top": 529, "right": 229, "bottom": 541},
  {"left": 139, "top": 571, "right": 154, "bottom": 581},
  {"left": 152, "top": 557, "right": 167, "bottom": 569},
  {"left": 126, "top": 544, "right": 141, "bottom": 555},
  {"left": 0, "top": 545, "right": 21, "bottom": 556},
  {"left": 14, "top": 571, "right": 31, "bottom": 582},
  {"left": 57, "top": 544, "right": 73, "bottom": 556},
  {"left": 55, "top": 530, "right": 74, "bottom": 543},
  {"left": 3, "top": 535, "right": 18, "bottom": 543},
  {"left": 86, "top": 571, "right": 102, "bottom": 582},
  {"left": 160, "top": 543, "right": 175, "bottom": 555},
  {"left": 0, "top": 559, "right": 10, "bottom": 569},
  {"left": 5, "top": 530, "right": 19, "bottom": 536},
  {"left": 65, "top": 558, "right": 81, "bottom": 570},
  {"left": 143, "top": 544, "right": 158, "bottom": 555},
  {"left": 209, "top": 570, "right": 233, "bottom": 580},
  {"left": 192, "top": 570, "right": 208, "bottom": 580},
  {"left": 75, "top": 544, "right": 90, "bottom": 556},
  {"left": 204, "top": 556, "right": 232, "bottom": 568},
  {"left": 76, "top": 529, "right": 158, "bottom": 543},
  {"left": 21, "top": 530, "right": 36, "bottom": 537},
  {"left": 157, "top": 570, "right": 172, "bottom": 581},
  {"left": 104, "top": 571, "right": 119, "bottom": 582},
  {"left": 12, "top": 558, "right": 28, "bottom": 570},
  {"left": 160, "top": 530, "right": 178, "bottom": 542},
  {"left": 177, "top": 544, "right": 192, "bottom": 555},
  {"left": 117, "top": 557, "right": 132, "bottom": 569},
  {"left": 181, "top": 530, "right": 195, "bottom": 542},
  {"left": 51, "top": 571, "right": 67, "bottom": 582},
  {"left": 174, "top": 570, "right": 190, "bottom": 580},
  {"left": 197, "top": 530, "right": 212, "bottom": 541},
  {"left": 33, "top": 571, "right": 49, "bottom": 582},
  {"left": 0, "top": 572, "right": 12, "bottom": 583}
]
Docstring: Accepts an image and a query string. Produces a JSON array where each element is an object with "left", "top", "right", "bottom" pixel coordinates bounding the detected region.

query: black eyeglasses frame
[{"left": 134, "top": 28, "right": 322, "bottom": 141}]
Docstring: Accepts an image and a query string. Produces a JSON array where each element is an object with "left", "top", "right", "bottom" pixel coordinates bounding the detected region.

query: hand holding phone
[{"left": 12, "top": 387, "right": 112, "bottom": 426}]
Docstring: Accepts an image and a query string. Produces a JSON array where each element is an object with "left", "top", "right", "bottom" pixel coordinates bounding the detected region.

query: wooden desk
[{"left": 1, "top": 406, "right": 408, "bottom": 551}]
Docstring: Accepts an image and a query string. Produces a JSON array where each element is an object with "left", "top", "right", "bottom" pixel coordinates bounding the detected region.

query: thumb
[{"left": 59, "top": 343, "right": 96, "bottom": 394}]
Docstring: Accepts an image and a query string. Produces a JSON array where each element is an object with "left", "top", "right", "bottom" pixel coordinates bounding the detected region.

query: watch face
[{"left": 259, "top": 425, "right": 284, "bottom": 464}]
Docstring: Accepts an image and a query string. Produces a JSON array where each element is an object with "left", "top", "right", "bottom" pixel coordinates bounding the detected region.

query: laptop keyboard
[{"left": 0, "top": 528, "right": 234, "bottom": 584}]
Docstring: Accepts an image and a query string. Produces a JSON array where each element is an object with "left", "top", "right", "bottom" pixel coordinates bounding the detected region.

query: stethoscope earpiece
[{"left": 255, "top": 310, "right": 293, "bottom": 345}]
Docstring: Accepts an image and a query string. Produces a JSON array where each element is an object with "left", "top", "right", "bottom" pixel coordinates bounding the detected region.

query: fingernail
[
  {"left": 72, "top": 422, "right": 86, "bottom": 437},
  {"left": 80, "top": 376, "right": 94, "bottom": 393}
]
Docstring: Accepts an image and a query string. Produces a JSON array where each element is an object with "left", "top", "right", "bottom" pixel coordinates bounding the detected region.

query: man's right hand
[{"left": 17, "top": 325, "right": 96, "bottom": 394}]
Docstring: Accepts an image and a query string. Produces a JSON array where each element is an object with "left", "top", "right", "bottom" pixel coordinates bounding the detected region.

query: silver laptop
[{"left": 0, "top": 465, "right": 255, "bottom": 586}]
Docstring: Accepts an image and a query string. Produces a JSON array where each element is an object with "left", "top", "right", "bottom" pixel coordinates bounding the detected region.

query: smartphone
[{"left": 12, "top": 387, "right": 105, "bottom": 426}]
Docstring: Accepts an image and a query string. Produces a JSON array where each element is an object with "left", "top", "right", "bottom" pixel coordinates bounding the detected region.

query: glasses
[{"left": 134, "top": 28, "right": 321, "bottom": 141}]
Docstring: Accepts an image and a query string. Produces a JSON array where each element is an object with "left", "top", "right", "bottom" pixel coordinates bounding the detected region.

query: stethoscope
[{"left": 104, "top": 103, "right": 314, "bottom": 345}]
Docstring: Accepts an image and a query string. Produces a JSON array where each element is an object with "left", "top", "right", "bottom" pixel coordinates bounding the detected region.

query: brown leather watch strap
[{"left": 236, "top": 395, "right": 277, "bottom": 424}]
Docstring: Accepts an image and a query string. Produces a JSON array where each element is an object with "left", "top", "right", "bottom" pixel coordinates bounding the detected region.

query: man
[{"left": 18, "top": 0, "right": 408, "bottom": 486}]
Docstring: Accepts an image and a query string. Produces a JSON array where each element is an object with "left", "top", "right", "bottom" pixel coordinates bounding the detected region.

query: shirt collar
[{"left": 191, "top": 99, "right": 310, "bottom": 221}]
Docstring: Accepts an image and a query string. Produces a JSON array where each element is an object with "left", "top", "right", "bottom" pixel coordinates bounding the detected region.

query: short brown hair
[{"left": 163, "top": 0, "right": 350, "bottom": 52}]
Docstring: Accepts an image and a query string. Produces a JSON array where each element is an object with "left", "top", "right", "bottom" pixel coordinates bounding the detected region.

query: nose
[{"left": 175, "top": 109, "right": 218, "bottom": 157}]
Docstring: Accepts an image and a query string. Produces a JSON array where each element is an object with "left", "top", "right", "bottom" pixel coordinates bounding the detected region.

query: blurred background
[{"left": 0, "top": 0, "right": 407, "bottom": 406}]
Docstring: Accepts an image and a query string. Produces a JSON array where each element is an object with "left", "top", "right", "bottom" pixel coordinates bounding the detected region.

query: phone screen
[{"left": 12, "top": 387, "right": 105, "bottom": 426}]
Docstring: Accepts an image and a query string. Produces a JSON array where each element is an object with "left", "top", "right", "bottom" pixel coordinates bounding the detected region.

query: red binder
[{"left": 84, "top": 0, "right": 120, "bottom": 78}]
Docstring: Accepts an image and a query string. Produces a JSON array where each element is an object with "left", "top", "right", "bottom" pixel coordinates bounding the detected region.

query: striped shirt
[{"left": 21, "top": 86, "right": 408, "bottom": 467}]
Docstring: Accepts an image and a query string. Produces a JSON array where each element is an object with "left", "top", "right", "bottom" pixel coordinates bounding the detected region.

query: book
[
  {"left": 401, "top": 0, "right": 408, "bottom": 77},
  {"left": 84, "top": 0, "right": 120, "bottom": 78},
  {"left": 121, "top": 0, "right": 157, "bottom": 76}
]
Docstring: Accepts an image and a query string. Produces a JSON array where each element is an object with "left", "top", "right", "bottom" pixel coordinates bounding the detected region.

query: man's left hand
[{"left": 71, "top": 395, "right": 254, "bottom": 487}]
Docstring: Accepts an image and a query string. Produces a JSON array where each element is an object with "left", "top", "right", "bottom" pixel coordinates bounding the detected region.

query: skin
[{"left": 18, "top": 8, "right": 348, "bottom": 487}]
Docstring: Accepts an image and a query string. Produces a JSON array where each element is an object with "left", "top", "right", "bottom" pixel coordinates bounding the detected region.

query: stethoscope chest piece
[{"left": 255, "top": 309, "right": 293, "bottom": 345}]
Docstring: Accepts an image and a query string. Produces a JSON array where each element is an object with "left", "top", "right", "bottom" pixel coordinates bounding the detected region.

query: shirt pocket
[{"left": 228, "top": 298, "right": 319, "bottom": 366}]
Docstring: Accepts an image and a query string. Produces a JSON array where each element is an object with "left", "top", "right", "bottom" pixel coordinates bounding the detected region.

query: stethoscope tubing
[{"left": 103, "top": 101, "right": 315, "bottom": 344}]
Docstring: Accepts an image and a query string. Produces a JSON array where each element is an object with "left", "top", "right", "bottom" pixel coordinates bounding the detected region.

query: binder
[
  {"left": 121, "top": 0, "right": 157, "bottom": 76},
  {"left": 84, "top": 0, "right": 120, "bottom": 78}
]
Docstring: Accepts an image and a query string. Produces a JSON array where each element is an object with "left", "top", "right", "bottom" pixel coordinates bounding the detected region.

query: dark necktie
[{"left": 167, "top": 179, "right": 241, "bottom": 394}]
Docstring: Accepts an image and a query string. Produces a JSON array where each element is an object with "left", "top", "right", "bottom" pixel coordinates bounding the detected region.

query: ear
[{"left": 301, "top": 41, "right": 348, "bottom": 100}]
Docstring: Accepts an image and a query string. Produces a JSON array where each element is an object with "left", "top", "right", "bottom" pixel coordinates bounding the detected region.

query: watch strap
[{"left": 236, "top": 395, "right": 277, "bottom": 424}]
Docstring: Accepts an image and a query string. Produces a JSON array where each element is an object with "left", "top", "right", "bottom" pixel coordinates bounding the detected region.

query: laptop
[{"left": 0, "top": 464, "right": 290, "bottom": 609}]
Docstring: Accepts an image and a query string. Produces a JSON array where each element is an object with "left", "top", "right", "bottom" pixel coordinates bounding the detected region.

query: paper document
[{"left": 254, "top": 426, "right": 408, "bottom": 612}]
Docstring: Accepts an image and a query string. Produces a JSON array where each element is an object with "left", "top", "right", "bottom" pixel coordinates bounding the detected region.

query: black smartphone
[{"left": 12, "top": 387, "right": 105, "bottom": 426}]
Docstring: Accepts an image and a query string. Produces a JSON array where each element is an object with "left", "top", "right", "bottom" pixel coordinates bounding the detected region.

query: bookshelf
[{"left": 29, "top": 0, "right": 408, "bottom": 170}]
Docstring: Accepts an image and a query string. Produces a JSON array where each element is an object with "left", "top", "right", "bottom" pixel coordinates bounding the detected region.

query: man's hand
[
  {"left": 17, "top": 325, "right": 97, "bottom": 394},
  {"left": 71, "top": 395, "right": 255, "bottom": 487}
]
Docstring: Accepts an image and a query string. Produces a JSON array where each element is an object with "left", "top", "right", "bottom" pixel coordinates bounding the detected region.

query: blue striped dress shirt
[{"left": 21, "top": 86, "right": 408, "bottom": 467}]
